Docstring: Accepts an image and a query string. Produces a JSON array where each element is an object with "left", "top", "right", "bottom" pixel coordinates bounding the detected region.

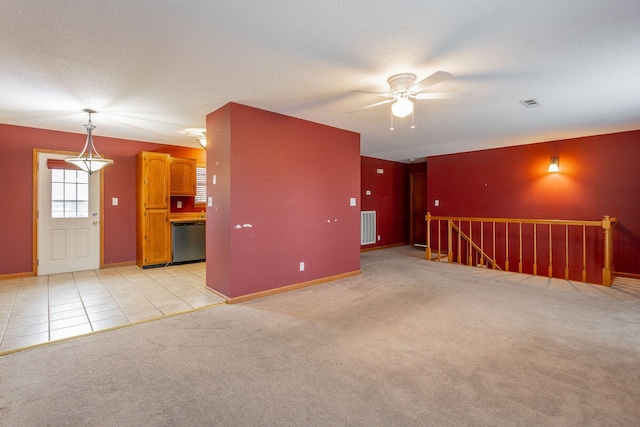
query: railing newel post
[{"left": 602, "top": 215, "right": 616, "bottom": 287}]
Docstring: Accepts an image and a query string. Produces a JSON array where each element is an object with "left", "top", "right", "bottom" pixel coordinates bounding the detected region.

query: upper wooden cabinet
[
  {"left": 170, "top": 157, "right": 196, "bottom": 196},
  {"left": 138, "top": 152, "right": 170, "bottom": 209}
]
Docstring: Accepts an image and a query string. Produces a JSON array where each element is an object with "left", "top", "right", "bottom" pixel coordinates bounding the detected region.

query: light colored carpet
[{"left": 1, "top": 246, "right": 639, "bottom": 426}]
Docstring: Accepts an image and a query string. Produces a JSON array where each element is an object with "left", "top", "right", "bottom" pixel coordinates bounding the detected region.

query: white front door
[{"left": 37, "top": 152, "right": 100, "bottom": 275}]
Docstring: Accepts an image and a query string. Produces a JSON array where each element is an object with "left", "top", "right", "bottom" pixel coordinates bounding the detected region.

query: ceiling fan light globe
[{"left": 392, "top": 98, "right": 413, "bottom": 118}]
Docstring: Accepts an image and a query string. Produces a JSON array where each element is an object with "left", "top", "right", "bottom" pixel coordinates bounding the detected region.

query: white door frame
[{"left": 33, "top": 149, "right": 104, "bottom": 275}]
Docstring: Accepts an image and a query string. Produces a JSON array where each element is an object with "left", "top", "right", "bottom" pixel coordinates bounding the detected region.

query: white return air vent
[
  {"left": 519, "top": 98, "right": 542, "bottom": 108},
  {"left": 361, "top": 211, "right": 376, "bottom": 245}
]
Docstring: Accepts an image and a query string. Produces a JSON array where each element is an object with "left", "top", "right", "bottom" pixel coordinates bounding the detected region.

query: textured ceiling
[{"left": 1, "top": 1, "right": 639, "bottom": 162}]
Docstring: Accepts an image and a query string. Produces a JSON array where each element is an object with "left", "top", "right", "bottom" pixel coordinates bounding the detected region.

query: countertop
[{"left": 169, "top": 213, "right": 206, "bottom": 223}]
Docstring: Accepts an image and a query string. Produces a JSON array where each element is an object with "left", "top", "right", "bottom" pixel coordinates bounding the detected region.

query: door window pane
[
  {"left": 77, "top": 201, "right": 89, "bottom": 217},
  {"left": 64, "top": 169, "right": 77, "bottom": 183},
  {"left": 77, "top": 183, "right": 88, "bottom": 200},
  {"left": 51, "top": 169, "right": 90, "bottom": 218},
  {"left": 65, "top": 183, "right": 77, "bottom": 200},
  {"left": 52, "top": 182, "right": 64, "bottom": 200}
]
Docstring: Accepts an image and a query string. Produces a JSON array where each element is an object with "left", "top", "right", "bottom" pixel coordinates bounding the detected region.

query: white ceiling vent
[{"left": 520, "top": 98, "right": 542, "bottom": 108}]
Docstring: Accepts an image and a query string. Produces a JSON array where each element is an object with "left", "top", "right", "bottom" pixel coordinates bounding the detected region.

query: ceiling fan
[
  {"left": 352, "top": 71, "right": 469, "bottom": 118},
  {"left": 178, "top": 128, "right": 207, "bottom": 148}
]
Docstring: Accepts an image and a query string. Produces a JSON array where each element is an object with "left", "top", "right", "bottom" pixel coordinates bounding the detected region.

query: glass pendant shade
[
  {"left": 66, "top": 110, "right": 114, "bottom": 175},
  {"left": 548, "top": 157, "right": 559, "bottom": 173},
  {"left": 391, "top": 97, "right": 414, "bottom": 118}
]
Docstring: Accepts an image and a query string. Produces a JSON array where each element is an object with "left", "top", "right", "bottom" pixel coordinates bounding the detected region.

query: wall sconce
[
  {"left": 548, "top": 157, "right": 559, "bottom": 173},
  {"left": 197, "top": 136, "right": 207, "bottom": 149},
  {"left": 65, "top": 109, "right": 114, "bottom": 174}
]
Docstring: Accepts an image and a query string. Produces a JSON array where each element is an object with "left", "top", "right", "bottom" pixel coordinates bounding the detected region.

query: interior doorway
[
  {"left": 410, "top": 172, "right": 427, "bottom": 246},
  {"left": 35, "top": 151, "right": 102, "bottom": 275}
]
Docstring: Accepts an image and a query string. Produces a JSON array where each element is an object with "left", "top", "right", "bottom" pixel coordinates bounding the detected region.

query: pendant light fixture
[{"left": 65, "top": 109, "right": 114, "bottom": 174}]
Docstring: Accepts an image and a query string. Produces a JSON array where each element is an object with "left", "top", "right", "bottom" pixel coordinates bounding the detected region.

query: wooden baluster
[
  {"left": 582, "top": 225, "right": 587, "bottom": 283},
  {"left": 533, "top": 224, "right": 538, "bottom": 276},
  {"left": 437, "top": 220, "right": 441, "bottom": 261},
  {"left": 565, "top": 224, "right": 569, "bottom": 280},
  {"left": 468, "top": 221, "right": 473, "bottom": 266},
  {"left": 518, "top": 222, "right": 523, "bottom": 273},
  {"left": 505, "top": 222, "right": 510, "bottom": 272},
  {"left": 447, "top": 220, "right": 453, "bottom": 263},
  {"left": 548, "top": 223, "right": 553, "bottom": 278},
  {"left": 425, "top": 212, "right": 431, "bottom": 260},
  {"left": 457, "top": 220, "right": 462, "bottom": 264},
  {"left": 480, "top": 221, "right": 484, "bottom": 267},
  {"left": 492, "top": 221, "right": 496, "bottom": 269}
]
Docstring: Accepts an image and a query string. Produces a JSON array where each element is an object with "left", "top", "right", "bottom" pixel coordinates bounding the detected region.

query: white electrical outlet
[
  {"left": 299, "top": 262, "right": 305, "bottom": 271},
  {"left": 176, "top": 201, "right": 182, "bottom": 208},
  {"left": 112, "top": 197, "right": 118, "bottom": 206},
  {"left": 434, "top": 199, "right": 440, "bottom": 207}
]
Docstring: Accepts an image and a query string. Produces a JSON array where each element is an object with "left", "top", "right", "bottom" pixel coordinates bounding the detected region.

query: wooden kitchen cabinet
[
  {"left": 170, "top": 157, "right": 196, "bottom": 196},
  {"left": 136, "top": 152, "right": 171, "bottom": 267},
  {"left": 143, "top": 209, "right": 171, "bottom": 266}
]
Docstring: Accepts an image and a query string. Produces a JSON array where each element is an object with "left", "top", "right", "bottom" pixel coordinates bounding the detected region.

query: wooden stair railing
[
  {"left": 425, "top": 213, "right": 618, "bottom": 286},
  {"left": 450, "top": 221, "right": 502, "bottom": 271}
]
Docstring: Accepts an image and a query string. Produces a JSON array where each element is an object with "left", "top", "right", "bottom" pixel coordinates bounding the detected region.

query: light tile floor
[{"left": 0, "top": 262, "right": 225, "bottom": 354}]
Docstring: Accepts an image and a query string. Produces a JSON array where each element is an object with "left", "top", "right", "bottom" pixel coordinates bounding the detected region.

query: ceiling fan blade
[
  {"left": 350, "top": 90, "right": 393, "bottom": 97},
  {"left": 348, "top": 99, "right": 394, "bottom": 113},
  {"left": 415, "top": 91, "right": 471, "bottom": 100},
  {"left": 411, "top": 71, "right": 453, "bottom": 92}
]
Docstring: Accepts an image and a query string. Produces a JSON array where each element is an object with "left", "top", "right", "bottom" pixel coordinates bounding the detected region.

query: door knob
[{"left": 93, "top": 221, "right": 99, "bottom": 225}]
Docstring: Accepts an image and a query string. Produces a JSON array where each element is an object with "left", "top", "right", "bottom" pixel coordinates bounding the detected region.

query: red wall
[
  {"left": 205, "top": 105, "right": 232, "bottom": 297},
  {"left": 360, "top": 157, "right": 411, "bottom": 248},
  {"left": 0, "top": 123, "right": 203, "bottom": 275},
  {"left": 427, "top": 130, "right": 640, "bottom": 281},
  {"left": 206, "top": 103, "right": 361, "bottom": 298}
]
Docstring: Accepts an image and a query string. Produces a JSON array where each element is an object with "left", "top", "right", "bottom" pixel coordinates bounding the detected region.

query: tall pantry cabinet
[{"left": 136, "top": 152, "right": 171, "bottom": 267}]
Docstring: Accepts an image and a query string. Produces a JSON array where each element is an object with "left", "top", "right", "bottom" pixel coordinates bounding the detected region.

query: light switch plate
[
  {"left": 208, "top": 197, "right": 213, "bottom": 207},
  {"left": 350, "top": 197, "right": 356, "bottom": 206},
  {"left": 112, "top": 197, "right": 118, "bottom": 206}
]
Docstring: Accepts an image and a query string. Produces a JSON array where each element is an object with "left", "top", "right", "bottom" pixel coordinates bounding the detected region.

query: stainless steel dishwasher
[{"left": 172, "top": 221, "right": 206, "bottom": 263}]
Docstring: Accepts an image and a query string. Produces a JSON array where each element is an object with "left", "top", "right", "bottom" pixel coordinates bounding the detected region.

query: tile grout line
[
  {"left": 46, "top": 275, "right": 51, "bottom": 342},
  {"left": 112, "top": 268, "right": 168, "bottom": 321},
  {"left": 144, "top": 267, "right": 210, "bottom": 312},
  {"left": 0, "top": 280, "right": 21, "bottom": 347},
  {"left": 80, "top": 269, "right": 146, "bottom": 327},
  {"left": 73, "top": 271, "right": 97, "bottom": 334}
]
